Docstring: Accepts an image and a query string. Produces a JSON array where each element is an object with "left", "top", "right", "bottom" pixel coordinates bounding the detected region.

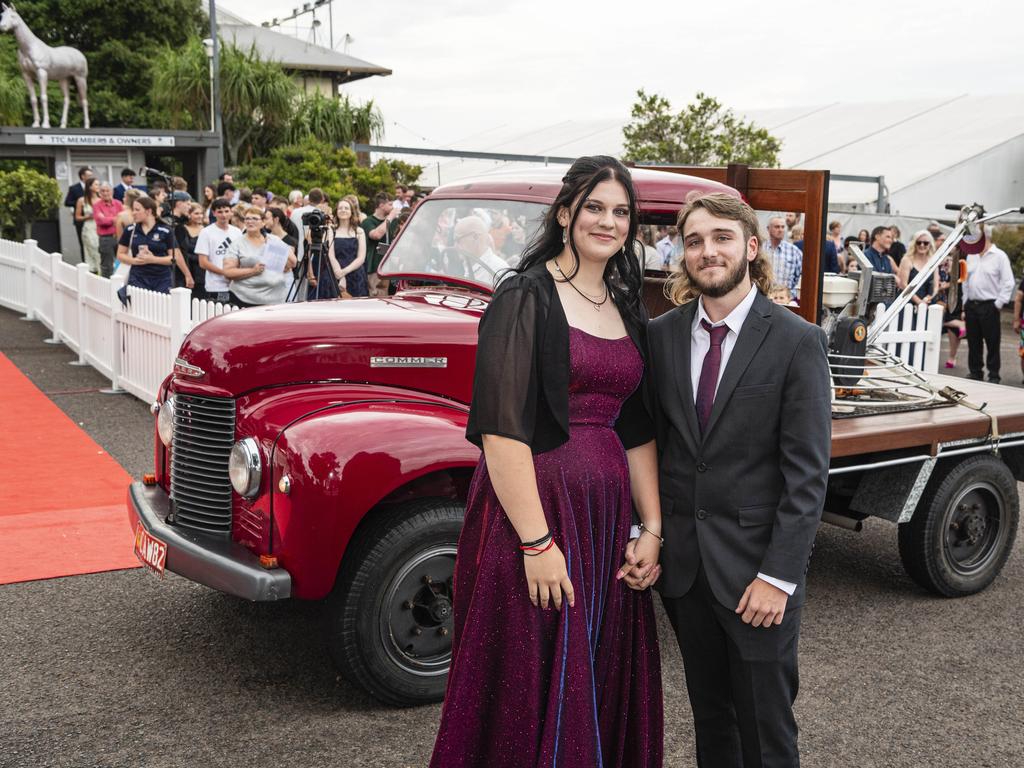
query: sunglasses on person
[{"left": 916, "top": 240, "right": 930, "bottom": 246}]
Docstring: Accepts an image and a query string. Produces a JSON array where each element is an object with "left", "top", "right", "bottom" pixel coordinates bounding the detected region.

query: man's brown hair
[{"left": 665, "top": 192, "right": 773, "bottom": 305}]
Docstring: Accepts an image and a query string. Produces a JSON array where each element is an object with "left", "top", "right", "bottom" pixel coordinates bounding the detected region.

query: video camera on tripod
[{"left": 287, "top": 207, "right": 339, "bottom": 302}]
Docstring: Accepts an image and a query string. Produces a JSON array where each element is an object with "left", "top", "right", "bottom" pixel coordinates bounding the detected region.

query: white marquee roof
[{"left": 377, "top": 94, "right": 1024, "bottom": 216}]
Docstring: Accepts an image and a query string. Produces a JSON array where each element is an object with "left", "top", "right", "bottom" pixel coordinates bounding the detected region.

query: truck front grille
[{"left": 170, "top": 394, "right": 235, "bottom": 533}]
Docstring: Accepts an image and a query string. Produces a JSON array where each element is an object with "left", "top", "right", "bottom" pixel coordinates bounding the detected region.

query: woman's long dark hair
[{"left": 514, "top": 155, "right": 644, "bottom": 326}]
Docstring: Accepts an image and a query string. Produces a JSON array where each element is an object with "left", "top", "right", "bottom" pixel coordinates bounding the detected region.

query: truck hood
[{"left": 174, "top": 289, "right": 486, "bottom": 403}]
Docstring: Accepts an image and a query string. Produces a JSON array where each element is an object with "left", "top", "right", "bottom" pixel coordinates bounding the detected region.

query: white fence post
[
  {"left": 71, "top": 263, "right": 89, "bottom": 366},
  {"left": 923, "top": 304, "right": 944, "bottom": 374},
  {"left": 168, "top": 287, "right": 191, "bottom": 371},
  {"left": 101, "top": 274, "right": 126, "bottom": 394},
  {"left": 21, "top": 238, "right": 36, "bottom": 321},
  {"left": 44, "top": 252, "right": 63, "bottom": 344}
]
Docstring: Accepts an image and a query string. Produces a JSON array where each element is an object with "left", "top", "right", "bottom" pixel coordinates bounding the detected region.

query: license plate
[{"left": 134, "top": 526, "right": 167, "bottom": 575}]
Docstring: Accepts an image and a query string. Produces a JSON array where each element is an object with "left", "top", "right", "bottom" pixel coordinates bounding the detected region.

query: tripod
[{"left": 287, "top": 228, "right": 340, "bottom": 302}]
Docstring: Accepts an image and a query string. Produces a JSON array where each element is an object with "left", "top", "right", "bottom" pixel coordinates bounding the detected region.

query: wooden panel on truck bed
[{"left": 831, "top": 375, "right": 1024, "bottom": 457}]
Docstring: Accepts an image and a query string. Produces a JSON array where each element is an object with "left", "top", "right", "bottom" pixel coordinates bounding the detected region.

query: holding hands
[{"left": 616, "top": 530, "right": 662, "bottom": 591}]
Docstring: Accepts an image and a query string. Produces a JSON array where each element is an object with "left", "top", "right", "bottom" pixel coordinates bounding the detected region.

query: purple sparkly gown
[{"left": 430, "top": 327, "right": 663, "bottom": 768}]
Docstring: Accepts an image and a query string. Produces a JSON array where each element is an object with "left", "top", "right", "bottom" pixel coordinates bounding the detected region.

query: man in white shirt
[
  {"left": 655, "top": 225, "right": 676, "bottom": 268},
  {"left": 963, "top": 235, "right": 1016, "bottom": 383},
  {"left": 195, "top": 197, "right": 242, "bottom": 303}
]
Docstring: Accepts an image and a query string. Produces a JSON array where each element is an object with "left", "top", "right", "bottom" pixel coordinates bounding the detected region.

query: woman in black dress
[
  {"left": 326, "top": 198, "right": 369, "bottom": 297},
  {"left": 174, "top": 203, "right": 205, "bottom": 297}
]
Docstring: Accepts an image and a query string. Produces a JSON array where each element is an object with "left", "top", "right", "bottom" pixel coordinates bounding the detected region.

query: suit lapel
[
  {"left": 671, "top": 301, "right": 701, "bottom": 448},
  {"left": 702, "top": 291, "right": 773, "bottom": 440}
]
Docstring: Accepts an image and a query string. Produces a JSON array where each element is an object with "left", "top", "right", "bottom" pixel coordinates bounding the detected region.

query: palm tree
[
  {"left": 288, "top": 91, "right": 384, "bottom": 146},
  {"left": 151, "top": 38, "right": 296, "bottom": 164}
]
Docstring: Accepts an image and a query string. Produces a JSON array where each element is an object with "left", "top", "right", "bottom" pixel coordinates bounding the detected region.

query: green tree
[
  {"left": 622, "top": 89, "right": 781, "bottom": 168},
  {"left": 0, "top": 167, "right": 60, "bottom": 239},
  {"left": 990, "top": 225, "right": 1024, "bottom": 278},
  {"left": 0, "top": 0, "right": 204, "bottom": 128},
  {"left": 235, "top": 137, "right": 421, "bottom": 212},
  {"left": 151, "top": 37, "right": 297, "bottom": 164},
  {"left": 287, "top": 91, "right": 385, "bottom": 146}
]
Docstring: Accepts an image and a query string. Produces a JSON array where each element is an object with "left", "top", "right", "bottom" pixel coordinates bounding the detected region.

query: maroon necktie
[{"left": 696, "top": 319, "right": 729, "bottom": 434}]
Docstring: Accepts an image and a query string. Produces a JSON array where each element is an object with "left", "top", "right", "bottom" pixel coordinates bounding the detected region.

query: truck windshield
[{"left": 378, "top": 198, "right": 547, "bottom": 290}]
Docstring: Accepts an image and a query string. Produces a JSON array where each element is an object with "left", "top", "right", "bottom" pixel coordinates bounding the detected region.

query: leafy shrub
[
  {"left": 0, "top": 167, "right": 60, "bottom": 239},
  {"left": 234, "top": 137, "right": 421, "bottom": 213}
]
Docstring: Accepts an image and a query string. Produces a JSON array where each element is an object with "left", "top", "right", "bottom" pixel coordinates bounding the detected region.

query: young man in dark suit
[
  {"left": 622, "top": 193, "right": 831, "bottom": 767},
  {"left": 113, "top": 168, "right": 137, "bottom": 202}
]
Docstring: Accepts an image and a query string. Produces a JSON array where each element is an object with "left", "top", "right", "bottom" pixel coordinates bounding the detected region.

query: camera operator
[
  {"left": 290, "top": 187, "right": 326, "bottom": 262},
  {"left": 301, "top": 205, "right": 341, "bottom": 301}
]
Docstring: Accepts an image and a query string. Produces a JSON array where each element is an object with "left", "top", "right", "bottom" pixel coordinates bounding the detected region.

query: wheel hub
[
  {"left": 944, "top": 484, "right": 1005, "bottom": 576},
  {"left": 380, "top": 545, "right": 456, "bottom": 677}
]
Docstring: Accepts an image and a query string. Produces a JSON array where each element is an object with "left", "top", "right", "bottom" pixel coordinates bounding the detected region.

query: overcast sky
[{"left": 223, "top": 0, "right": 1023, "bottom": 151}]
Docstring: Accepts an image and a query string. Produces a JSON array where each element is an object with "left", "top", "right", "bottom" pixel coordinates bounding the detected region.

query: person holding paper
[{"left": 223, "top": 205, "right": 296, "bottom": 307}]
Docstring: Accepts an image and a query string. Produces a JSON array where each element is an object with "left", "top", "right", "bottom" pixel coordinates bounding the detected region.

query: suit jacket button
[
  {"left": 697, "top": 462, "right": 708, "bottom": 472},
  {"left": 696, "top": 508, "right": 709, "bottom": 520}
]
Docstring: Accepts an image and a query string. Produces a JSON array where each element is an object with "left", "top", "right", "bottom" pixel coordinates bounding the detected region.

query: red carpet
[{"left": 0, "top": 352, "right": 139, "bottom": 584}]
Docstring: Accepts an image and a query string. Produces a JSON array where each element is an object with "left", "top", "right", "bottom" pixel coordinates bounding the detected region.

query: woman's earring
[{"left": 562, "top": 228, "right": 568, "bottom": 244}]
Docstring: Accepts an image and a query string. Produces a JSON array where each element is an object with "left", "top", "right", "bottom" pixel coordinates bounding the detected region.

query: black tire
[
  {"left": 327, "top": 498, "right": 463, "bottom": 706},
  {"left": 898, "top": 455, "right": 1019, "bottom": 597}
]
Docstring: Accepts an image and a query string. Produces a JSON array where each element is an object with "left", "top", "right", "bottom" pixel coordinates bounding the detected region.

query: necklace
[{"left": 553, "top": 261, "right": 608, "bottom": 311}]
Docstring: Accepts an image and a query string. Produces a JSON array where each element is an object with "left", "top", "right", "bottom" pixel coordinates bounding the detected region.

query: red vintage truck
[{"left": 128, "top": 165, "right": 1022, "bottom": 706}]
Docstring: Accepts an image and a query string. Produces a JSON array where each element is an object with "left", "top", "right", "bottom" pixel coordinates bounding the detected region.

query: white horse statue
[{"left": 0, "top": 3, "right": 89, "bottom": 129}]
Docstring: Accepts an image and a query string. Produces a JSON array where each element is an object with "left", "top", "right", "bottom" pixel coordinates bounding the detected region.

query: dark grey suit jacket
[{"left": 648, "top": 289, "right": 831, "bottom": 609}]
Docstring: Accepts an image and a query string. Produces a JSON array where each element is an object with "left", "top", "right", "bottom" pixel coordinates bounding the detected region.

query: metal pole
[
  {"left": 208, "top": 0, "right": 225, "bottom": 171},
  {"left": 207, "top": 54, "right": 215, "bottom": 132},
  {"left": 329, "top": 0, "right": 334, "bottom": 50}
]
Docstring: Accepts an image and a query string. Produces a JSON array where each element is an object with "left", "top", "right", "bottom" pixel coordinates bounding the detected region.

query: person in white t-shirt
[{"left": 195, "top": 197, "right": 243, "bottom": 302}]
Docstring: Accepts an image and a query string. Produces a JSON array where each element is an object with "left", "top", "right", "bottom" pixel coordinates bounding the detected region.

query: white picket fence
[
  {"left": 0, "top": 237, "right": 236, "bottom": 403},
  {"left": 0, "top": 237, "right": 947, "bottom": 405},
  {"left": 868, "top": 302, "right": 945, "bottom": 373}
]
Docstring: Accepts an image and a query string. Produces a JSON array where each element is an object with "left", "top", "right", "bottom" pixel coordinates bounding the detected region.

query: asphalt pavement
[{"left": 1, "top": 304, "right": 1022, "bottom": 768}]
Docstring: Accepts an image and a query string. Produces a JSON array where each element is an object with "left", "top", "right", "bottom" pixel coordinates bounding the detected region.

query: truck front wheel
[
  {"left": 327, "top": 498, "right": 463, "bottom": 706},
  {"left": 898, "top": 455, "right": 1019, "bottom": 597}
]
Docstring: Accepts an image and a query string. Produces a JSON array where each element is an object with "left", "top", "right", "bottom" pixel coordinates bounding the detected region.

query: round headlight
[
  {"left": 229, "top": 438, "right": 263, "bottom": 498},
  {"left": 157, "top": 396, "right": 175, "bottom": 447}
]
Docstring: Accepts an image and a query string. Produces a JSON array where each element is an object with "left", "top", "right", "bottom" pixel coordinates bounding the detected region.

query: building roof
[{"left": 216, "top": 7, "right": 391, "bottom": 84}]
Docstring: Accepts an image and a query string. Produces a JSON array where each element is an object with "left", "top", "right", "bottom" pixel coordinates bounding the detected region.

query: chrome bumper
[{"left": 126, "top": 481, "right": 291, "bottom": 601}]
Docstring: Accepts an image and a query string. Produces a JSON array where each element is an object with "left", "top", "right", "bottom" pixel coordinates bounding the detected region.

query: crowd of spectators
[
  {"left": 62, "top": 164, "right": 425, "bottom": 307},
  {"left": 60, "top": 169, "right": 1024, "bottom": 384}
]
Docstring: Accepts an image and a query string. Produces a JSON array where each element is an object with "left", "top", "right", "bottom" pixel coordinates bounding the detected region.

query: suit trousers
[
  {"left": 661, "top": 564, "right": 801, "bottom": 768},
  {"left": 964, "top": 299, "right": 1002, "bottom": 382}
]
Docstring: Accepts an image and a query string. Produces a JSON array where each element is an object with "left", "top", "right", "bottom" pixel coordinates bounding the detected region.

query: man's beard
[{"left": 684, "top": 256, "right": 749, "bottom": 298}]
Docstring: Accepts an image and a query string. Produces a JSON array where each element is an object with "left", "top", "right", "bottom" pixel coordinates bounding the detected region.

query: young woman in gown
[
  {"left": 326, "top": 198, "right": 369, "bottom": 297},
  {"left": 430, "top": 156, "right": 665, "bottom": 768}
]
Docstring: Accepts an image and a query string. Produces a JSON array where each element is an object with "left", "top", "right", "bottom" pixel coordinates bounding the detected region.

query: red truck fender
[{"left": 270, "top": 398, "right": 479, "bottom": 599}]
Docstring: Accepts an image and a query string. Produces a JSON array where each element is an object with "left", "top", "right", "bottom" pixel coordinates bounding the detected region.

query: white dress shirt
[
  {"left": 964, "top": 245, "right": 1016, "bottom": 308},
  {"left": 691, "top": 285, "right": 796, "bottom": 596}
]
